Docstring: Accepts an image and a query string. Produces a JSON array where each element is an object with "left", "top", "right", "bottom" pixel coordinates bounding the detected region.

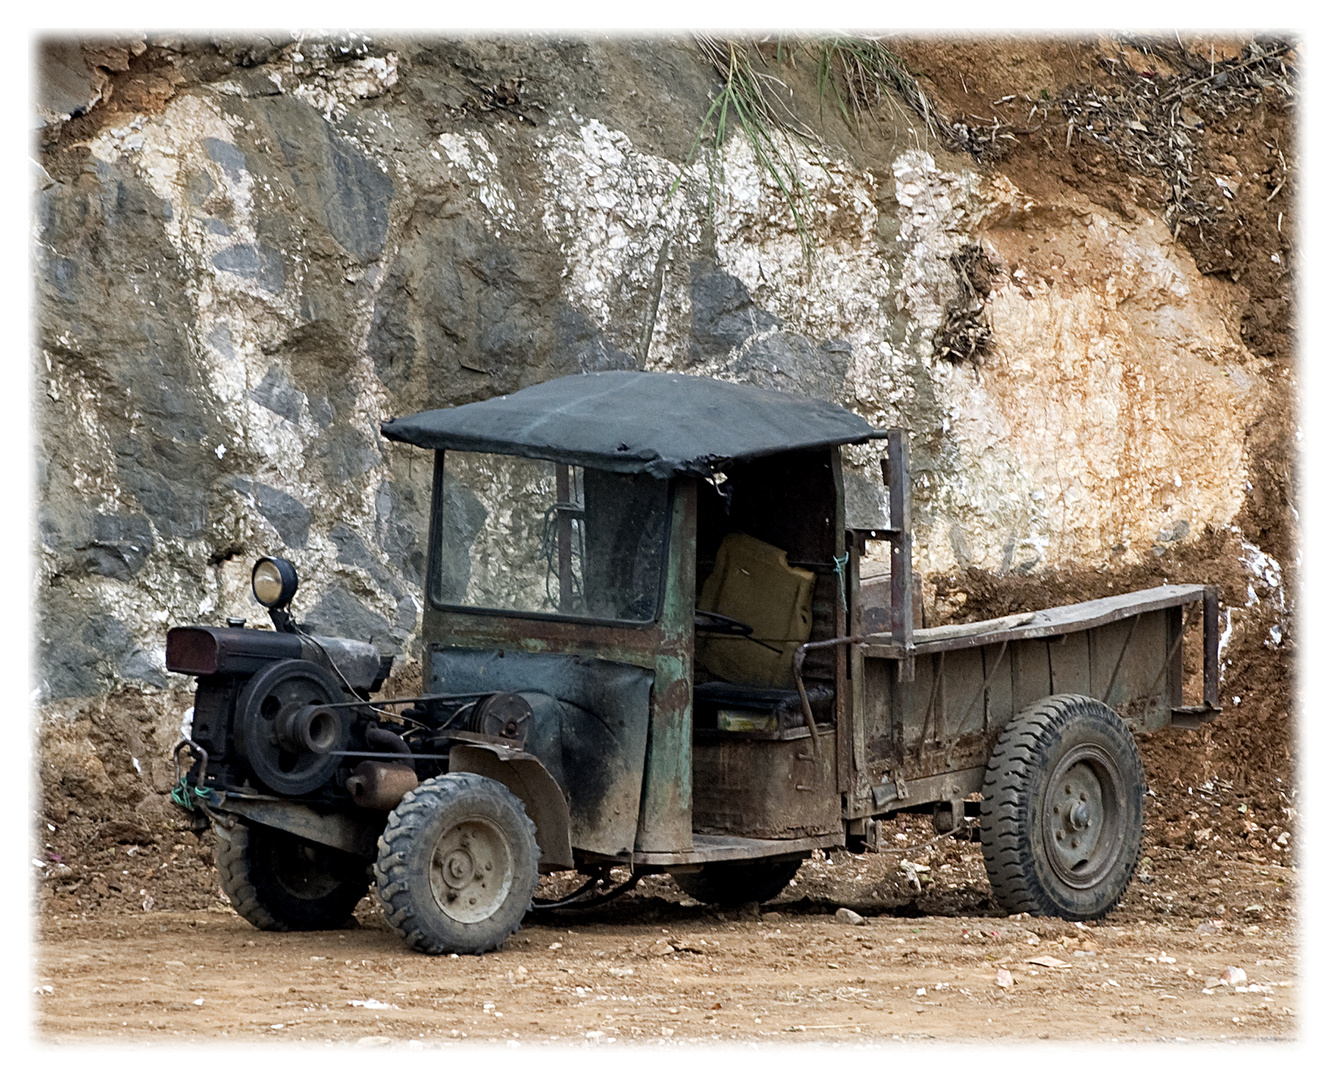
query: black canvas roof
[{"left": 380, "top": 371, "right": 887, "bottom": 479}]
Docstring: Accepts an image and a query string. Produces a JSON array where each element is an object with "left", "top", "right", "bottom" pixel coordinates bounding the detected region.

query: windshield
[{"left": 430, "top": 451, "right": 671, "bottom": 623}]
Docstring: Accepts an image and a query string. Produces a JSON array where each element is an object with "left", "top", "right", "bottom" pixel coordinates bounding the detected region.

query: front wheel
[
  {"left": 671, "top": 855, "right": 804, "bottom": 906},
  {"left": 374, "top": 773, "right": 539, "bottom": 955},
  {"left": 215, "top": 821, "right": 370, "bottom": 931},
  {"left": 980, "top": 694, "right": 1144, "bottom": 920}
]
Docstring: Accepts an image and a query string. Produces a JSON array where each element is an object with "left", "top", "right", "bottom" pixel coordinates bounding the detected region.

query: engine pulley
[
  {"left": 234, "top": 659, "right": 350, "bottom": 795},
  {"left": 466, "top": 692, "right": 533, "bottom": 746}
]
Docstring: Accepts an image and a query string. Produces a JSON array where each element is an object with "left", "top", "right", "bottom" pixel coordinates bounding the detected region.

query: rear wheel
[
  {"left": 980, "top": 694, "right": 1143, "bottom": 920},
  {"left": 671, "top": 856, "right": 804, "bottom": 906},
  {"left": 215, "top": 821, "right": 370, "bottom": 931},
  {"left": 374, "top": 773, "right": 539, "bottom": 955}
]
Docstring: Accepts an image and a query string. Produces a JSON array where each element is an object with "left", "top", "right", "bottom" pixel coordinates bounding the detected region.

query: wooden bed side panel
[
  {"left": 1010, "top": 638, "right": 1053, "bottom": 713},
  {"left": 1090, "top": 609, "right": 1176, "bottom": 731},
  {"left": 1049, "top": 633, "right": 1092, "bottom": 698}
]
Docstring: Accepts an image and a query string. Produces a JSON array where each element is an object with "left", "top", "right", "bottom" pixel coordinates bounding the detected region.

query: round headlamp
[{"left": 251, "top": 556, "right": 298, "bottom": 609}]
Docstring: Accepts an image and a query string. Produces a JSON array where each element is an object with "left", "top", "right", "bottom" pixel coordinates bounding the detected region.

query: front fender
[{"left": 448, "top": 744, "right": 575, "bottom": 870}]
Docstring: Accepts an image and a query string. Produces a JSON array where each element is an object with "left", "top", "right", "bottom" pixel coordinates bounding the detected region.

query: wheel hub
[
  {"left": 1042, "top": 748, "right": 1124, "bottom": 890},
  {"left": 428, "top": 821, "right": 514, "bottom": 924}
]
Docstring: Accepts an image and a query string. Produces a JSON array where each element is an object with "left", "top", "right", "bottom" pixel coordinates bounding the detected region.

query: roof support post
[{"left": 882, "top": 431, "right": 914, "bottom": 682}]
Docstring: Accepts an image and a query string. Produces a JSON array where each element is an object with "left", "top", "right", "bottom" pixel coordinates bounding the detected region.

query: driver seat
[{"left": 695, "top": 533, "right": 815, "bottom": 689}]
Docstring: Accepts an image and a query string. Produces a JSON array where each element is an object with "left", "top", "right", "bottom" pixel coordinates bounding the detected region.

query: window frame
[{"left": 424, "top": 449, "right": 674, "bottom": 627}]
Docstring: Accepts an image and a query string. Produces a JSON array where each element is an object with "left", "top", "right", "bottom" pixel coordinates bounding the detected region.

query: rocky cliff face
[{"left": 32, "top": 35, "right": 1296, "bottom": 832}]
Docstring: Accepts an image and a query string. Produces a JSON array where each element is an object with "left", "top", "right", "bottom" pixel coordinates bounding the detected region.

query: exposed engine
[{"left": 167, "top": 557, "right": 533, "bottom": 815}]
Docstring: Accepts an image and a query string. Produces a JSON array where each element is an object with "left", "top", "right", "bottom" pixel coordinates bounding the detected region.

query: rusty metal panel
[
  {"left": 883, "top": 431, "right": 913, "bottom": 652},
  {"left": 1048, "top": 633, "right": 1092, "bottom": 697},
  {"left": 831, "top": 447, "right": 853, "bottom": 801},
  {"left": 636, "top": 482, "right": 697, "bottom": 854},
  {"left": 861, "top": 656, "right": 897, "bottom": 765},
  {"left": 422, "top": 606, "right": 666, "bottom": 667},
  {"left": 428, "top": 646, "right": 651, "bottom": 858},
  {"left": 216, "top": 794, "right": 384, "bottom": 860},
  {"left": 644, "top": 832, "right": 844, "bottom": 869},
  {"left": 690, "top": 730, "right": 840, "bottom": 839},
  {"left": 1010, "top": 638, "right": 1052, "bottom": 712},
  {"left": 870, "top": 766, "right": 986, "bottom": 815},
  {"left": 847, "top": 543, "right": 871, "bottom": 817},
  {"left": 448, "top": 744, "right": 575, "bottom": 870}
]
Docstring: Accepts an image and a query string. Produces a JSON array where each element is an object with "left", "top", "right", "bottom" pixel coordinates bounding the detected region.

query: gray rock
[
  {"left": 117, "top": 438, "right": 213, "bottom": 540},
  {"left": 38, "top": 162, "right": 206, "bottom": 459},
  {"left": 249, "top": 363, "right": 304, "bottom": 423},
  {"left": 202, "top": 137, "right": 248, "bottom": 180},
  {"left": 253, "top": 483, "right": 311, "bottom": 549},
  {"left": 310, "top": 425, "right": 381, "bottom": 487},
  {"left": 690, "top": 264, "right": 780, "bottom": 355},
  {"left": 36, "top": 502, "right": 65, "bottom": 551},
  {"left": 35, "top": 41, "right": 103, "bottom": 121},
  {"left": 301, "top": 585, "right": 400, "bottom": 653},
  {"left": 36, "top": 602, "right": 166, "bottom": 701},
  {"left": 119, "top": 644, "right": 168, "bottom": 688},
  {"left": 1157, "top": 519, "right": 1191, "bottom": 544},
  {"left": 233, "top": 477, "right": 311, "bottom": 549},
  {"left": 471, "top": 246, "right": 549, "bottom": 374},
  {"left": 207, "top": 322, "right": 235, "bottom": 358},
  {"left": 232, "top": 70, "right": 284, "bottom": 97},
  {"left": 330, "top": 524, "right": 403, "bottom": 600},
  {"left": 78, "top": 512, "right": 157, "bottom": 581},
  {"left": 368, "top": 266, "right": 417, "bottom": 394},
  {"left": 186, "top": 169, "right": 215, "bottom": 206},
  {"left": 307, "top": 395, "right": 334, "bottom": 428},
  {"left": 43, "top": 255, "right": 79, "bottom": 302},
  {"left": 395, "top": 595, "right": 419, "bottom": 634},
  {"left": 377, "top": 478, "right": 429, "bottom": 588},
  {"left": 36, "top": 596, "right": 107, "bottom": 701},
  {"left": 844, "top": 470, "right": 895, "bottom": 532},
  {"left": 252, "top": 94, "right": 392, "bottom": 262},
  {"left": 368, "top": 207, "right": 569, "bottom": 408},
  {"left": 722, "top": 330, "right": 849, "bottom": 402},
  {"left": 556, "top": 302, "right": 640, "bottom": 373},
  {"left": 212, "top": 243, "right": 286, "bottom": 294}
]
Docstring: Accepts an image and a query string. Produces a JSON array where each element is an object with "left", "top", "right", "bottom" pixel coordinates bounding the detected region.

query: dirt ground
[{"left": 32, "top": 805, "right": 1299, "bottom": 1047}]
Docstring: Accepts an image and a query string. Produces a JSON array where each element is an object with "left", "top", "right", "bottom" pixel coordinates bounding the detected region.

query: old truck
[{"left": 167, "top": 371, "right": 1219, "bottom": 954}]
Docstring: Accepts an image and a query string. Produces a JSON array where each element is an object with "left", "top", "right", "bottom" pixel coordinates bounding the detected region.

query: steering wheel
[{"left": 694, "top": 609, "right": 753, "bottom": 636}]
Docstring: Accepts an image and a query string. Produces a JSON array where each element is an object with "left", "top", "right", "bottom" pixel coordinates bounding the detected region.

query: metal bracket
[{"left": 1169, "top": 705, "right": 1221, "bottom": 731}]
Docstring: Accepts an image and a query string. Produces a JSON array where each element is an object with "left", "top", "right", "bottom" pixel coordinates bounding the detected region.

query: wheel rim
[
  {"left": 428, "top": 818, "right": 515, "bottom": 924},
  {"left": 1041, "top": 743, "right": 1127, "bottom": 890}
]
